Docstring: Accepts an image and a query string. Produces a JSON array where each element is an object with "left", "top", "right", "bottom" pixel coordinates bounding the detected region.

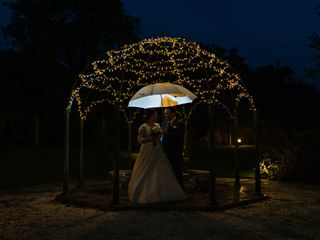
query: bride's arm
[{"left": 137, "top": 126, "right": 154, "bottom": 144}]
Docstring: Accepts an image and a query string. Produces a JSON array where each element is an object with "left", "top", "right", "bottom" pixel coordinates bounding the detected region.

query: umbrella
[{"left": 128, "top": 82, "right": 197, "bottom": 109}]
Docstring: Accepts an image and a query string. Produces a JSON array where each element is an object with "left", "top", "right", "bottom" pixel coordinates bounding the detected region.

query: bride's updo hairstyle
[{"left": 143, "top": 109, "right": 157, "bottom": 122}]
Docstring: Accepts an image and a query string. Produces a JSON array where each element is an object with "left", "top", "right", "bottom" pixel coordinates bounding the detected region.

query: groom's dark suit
[{"left": 161, "top": 117, "right": 185, "bottom": 187}]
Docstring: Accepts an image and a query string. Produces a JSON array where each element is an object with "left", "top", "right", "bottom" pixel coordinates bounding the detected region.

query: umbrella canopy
[{"left": 128, "top": 82, "right": 197, "bottom": 109}]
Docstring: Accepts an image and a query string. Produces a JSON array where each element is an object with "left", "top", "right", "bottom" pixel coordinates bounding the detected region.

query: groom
[{"left": 161, "top": 108, "right": 185, "bottom": 188}]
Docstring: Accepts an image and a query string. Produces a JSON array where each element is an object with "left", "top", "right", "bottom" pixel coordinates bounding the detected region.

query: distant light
[{"left": 237, "top": 138, "right": 242, "bottom": 144}]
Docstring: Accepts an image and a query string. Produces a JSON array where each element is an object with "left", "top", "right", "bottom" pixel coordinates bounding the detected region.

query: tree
[
  {"left": 308, "top": 5, "right": 320, "bottom": 80},
  {"left": 2, "top": 0, "right": 140, "bottom": 73},
  {"left": 248, "top": 65, "right": 292, "bottom": 118},
  {"left": 1, "top": 0, "right": 141, "bottom": 145}
]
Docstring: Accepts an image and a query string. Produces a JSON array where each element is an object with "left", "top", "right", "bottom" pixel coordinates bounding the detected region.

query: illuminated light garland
[{"left": 67, "top": 36, "right": 256, "bottom": 120}]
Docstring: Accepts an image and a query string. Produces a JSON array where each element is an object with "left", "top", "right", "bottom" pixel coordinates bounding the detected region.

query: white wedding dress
[{"left": 128, "top": 123, "right": 187, "bottom": 203}]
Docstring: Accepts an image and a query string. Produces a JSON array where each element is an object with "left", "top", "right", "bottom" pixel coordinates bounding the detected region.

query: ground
[{"left": 0, "top": 180, "right": 320, "bottom": 240}]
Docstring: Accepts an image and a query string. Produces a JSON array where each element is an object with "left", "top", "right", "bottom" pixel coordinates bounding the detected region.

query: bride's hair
[{"left": 143, "top": 109, "right": 157, "bottom": 122}]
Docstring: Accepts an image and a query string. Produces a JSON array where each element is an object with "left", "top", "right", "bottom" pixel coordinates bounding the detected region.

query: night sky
[
  {"left": 0, "top": 0, "right": 319, "bottom": 84},
  {"left": 122, "top": 0, "right": 319, "bottom": 84}
]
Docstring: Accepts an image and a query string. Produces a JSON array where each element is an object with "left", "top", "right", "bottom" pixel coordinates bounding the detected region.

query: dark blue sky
[
  {"left": 0, "top": 0, "right": 319, "bottom": 84},
  {"left": 122, "top": 0, "right": 319, "bottom": 84}
]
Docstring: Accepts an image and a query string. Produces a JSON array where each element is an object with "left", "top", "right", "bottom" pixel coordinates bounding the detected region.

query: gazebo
[{"left": 64, "top": 36, "right": 261, "bottom": 204}]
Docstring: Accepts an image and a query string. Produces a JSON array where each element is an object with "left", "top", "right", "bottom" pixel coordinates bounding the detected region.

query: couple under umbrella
[{"left": 127, "top": 83, "right": 197, "bottom": 204}]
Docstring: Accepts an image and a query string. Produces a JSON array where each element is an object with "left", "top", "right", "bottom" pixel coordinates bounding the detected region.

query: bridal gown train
[{"left": 128, "top": 123, "right": 187, "bottom": 203}]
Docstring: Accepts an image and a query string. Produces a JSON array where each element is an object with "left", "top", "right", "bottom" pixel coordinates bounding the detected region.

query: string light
[{"left": 67, "top": 36, "right": 256, "bottom": 120}]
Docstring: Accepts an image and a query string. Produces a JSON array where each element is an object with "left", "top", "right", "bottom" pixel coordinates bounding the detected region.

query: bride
[{"left": 128, "top": 109, "right": 187, "bottom": 204}]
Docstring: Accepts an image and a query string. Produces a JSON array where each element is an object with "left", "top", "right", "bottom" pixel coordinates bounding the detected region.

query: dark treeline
[
  {"left": 1, "top": 0, "right": 320, "bottom": 181},
  {"left": 203, "top": 45, "right": 320, "bottom": 181},
  {"left": 0, "top": 0, "right": 140, "bottom": 146}
]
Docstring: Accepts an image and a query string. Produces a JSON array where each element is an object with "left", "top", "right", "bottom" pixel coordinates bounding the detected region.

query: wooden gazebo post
[
  {"left": 63, "top": 110, "right": 70, "bottom": 194},
  {"left": 78, "top": 118, "right": 84, "bottom": 187},
  {"left": 112, "top": 105, "right": 120, "bottom": 204},
  {"left": 233, "top": 114, "right": 241, "bottom": 191},
  {"left": 127, "top": 110, "right": 133, "bottom": 167},
  {"left": 208, "top": 104, "right": 216, "bottom": 204},
  {"left": 254, "top": 110, "right": 262, "bottom": 195}
]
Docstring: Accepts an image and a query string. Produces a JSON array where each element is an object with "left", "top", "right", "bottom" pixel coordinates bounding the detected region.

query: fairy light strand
[{"left": 67, "top": 36, "right": 256, "bottom": 120}]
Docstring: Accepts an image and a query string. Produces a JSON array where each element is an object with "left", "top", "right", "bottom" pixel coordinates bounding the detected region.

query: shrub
[{"left": 259, "top": 125, "right": 320, "bottom": 181}]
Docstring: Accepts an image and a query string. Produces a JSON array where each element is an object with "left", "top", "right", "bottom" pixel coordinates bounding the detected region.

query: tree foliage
[
  {"left": 0, "top": 0, "right": 141, "bottom": 145},
  {"left": 308, "top": 5, "right": 320, "bottom": 79},
  {"left": 2, "top": 0, "right": 140, "bottom": 72}
]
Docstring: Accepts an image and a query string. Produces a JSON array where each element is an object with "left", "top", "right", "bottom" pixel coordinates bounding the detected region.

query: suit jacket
[{"left": 161, "top": 118, "right": 185, "bottom": 158}]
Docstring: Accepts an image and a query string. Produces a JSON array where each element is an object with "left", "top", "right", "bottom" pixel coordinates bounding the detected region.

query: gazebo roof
[{"left": 67, "top": 36, "right": 255, "bottom": 119}]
